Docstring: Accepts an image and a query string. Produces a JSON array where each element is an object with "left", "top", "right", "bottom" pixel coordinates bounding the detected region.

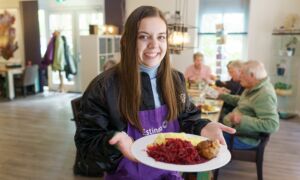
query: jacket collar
[{"left": 245, "top": 77, "right": 269, "bottom": 95}]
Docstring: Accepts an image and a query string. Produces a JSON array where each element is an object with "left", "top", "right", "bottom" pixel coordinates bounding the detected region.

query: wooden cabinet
[
  {"left": 79, "top": 35, "right": 121, "bottom": 92},
  {"left": 271, "top": 33, "right": 300, "bottom": 118}
]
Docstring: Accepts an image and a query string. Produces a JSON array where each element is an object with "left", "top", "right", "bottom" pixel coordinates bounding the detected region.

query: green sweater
[{"left": 220, "top": 78, "right": 279, "bottom": 146}]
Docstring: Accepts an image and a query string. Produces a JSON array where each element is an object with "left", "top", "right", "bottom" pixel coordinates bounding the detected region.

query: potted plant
[{"left": 285, "top": 36, "right": 298, "bottom": 56}]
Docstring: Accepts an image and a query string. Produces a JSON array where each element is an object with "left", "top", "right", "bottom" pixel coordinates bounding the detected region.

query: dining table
[
  {"left": 0, "top": 66, "right": 23, "bottom": 100},
  {"left": 200, "top": 99, "right": 224, "bottom": 122},
  {"left": 188, "top": 88, "right": 223, "bottom": 122},
  {"left": 187, "top": 88, "right": 224, "bottom": 180}
]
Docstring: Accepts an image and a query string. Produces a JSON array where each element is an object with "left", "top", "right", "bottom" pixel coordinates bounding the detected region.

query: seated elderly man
[{"left": 219, "top": 60, "right": 279, "bottom": 149}]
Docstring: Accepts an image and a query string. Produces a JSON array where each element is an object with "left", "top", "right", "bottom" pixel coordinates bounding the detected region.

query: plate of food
[
  {"left": 131, "top": 133, "right": 231, "bottom": 172},
  {"left": 201, "top": 104, "right": 221, "bottom": 114}
]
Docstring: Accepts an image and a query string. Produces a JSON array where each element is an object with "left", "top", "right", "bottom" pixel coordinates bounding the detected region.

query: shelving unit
[
  {"left": 271, "top": 33, "right": 300, "bottom": 118},
  {"left": 79, "top": 35, "right": 121, "bottom": 92}
]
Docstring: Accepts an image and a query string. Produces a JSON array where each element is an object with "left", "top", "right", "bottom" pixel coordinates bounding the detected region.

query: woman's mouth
[{"left": 144, "top": 52, "right": 159, "bottom": 58}]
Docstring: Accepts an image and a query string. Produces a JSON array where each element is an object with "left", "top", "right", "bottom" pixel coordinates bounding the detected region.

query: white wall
[
  {"left": 247, "top": 0, "right": 280, "bottom": 70},
  {"left": 248, "top": 0, "right": 300, "bottom": 71},
  {"left": 248, "top": 0, "right": 300, "bottom": 114},
  {"left": 0, "top": 0, "right": 19, "bottom": 8},
  {"left": 277, "top": 0, "right": 300, "bottom": 114}
]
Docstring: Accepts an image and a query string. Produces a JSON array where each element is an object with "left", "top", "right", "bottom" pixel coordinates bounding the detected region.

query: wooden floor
[{"left": 0, "top": 92, "right": 299, "bottom": 180}]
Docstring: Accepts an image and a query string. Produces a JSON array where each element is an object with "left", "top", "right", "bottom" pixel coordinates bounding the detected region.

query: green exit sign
[{"left": 56, "top": 0, "right": 65, "bottom": 3}]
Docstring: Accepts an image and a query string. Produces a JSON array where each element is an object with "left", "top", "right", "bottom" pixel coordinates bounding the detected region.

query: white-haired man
[{"left": 219, "top": 60, "right": 279, "bottom": 149}]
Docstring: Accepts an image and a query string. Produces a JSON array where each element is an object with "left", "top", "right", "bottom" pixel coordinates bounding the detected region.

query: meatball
[{"left": 196, "top": 140, "right": 220, "bottom": 160}]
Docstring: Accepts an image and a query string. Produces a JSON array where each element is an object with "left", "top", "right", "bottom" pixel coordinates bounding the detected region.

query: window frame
[{"left": 197, "top": 8, "right": 249, "bottom": 80}]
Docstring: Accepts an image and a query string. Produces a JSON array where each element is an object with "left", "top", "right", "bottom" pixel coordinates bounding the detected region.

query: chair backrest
[
  {"left": 230, "top": 133, "right": 270, "bottom": 162},
  {"left": 71, "top": 96, "right": 82, "bottom": 128},
  {"left": 214, "top": 133, "right": 271, "bottom": 180},
  {"left": 23, "top": 65, "right": 38, "bottom": 86}
]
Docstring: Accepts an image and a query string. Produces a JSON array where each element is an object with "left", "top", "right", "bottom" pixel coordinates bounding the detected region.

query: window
[{"left": 198, "top": 0, "right": 249, "bottom": 80}]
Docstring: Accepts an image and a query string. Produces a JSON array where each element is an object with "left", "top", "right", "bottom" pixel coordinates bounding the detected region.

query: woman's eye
[
  {"left": 158, "top": 35, "right": 166, "bottom": 40},
  {"left": 138, "top": 35, "right": 148, "bottom": 40}
]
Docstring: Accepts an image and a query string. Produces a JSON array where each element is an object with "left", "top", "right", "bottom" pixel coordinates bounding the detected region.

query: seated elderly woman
[
  {"left": 218, "top": 60, "right": 279, "bottom": 149},
  {"left": 184, "top": 52, "right": 216, "bottom": 85},
  {"left": 215, "top": 60, "right": 245, "bottom": 119},
  {"left": 215, "top": 60, "right": 244, "bottom": 95}
]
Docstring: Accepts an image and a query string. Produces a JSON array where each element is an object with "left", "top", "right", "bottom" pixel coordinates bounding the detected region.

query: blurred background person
[
  {"left": 103, "top": 59, "right": 117, "bottom": 71},
  {"left": 184, "top": 52, "right": 215, "bottom": 86},
  {"left": 215, "top": 60, "right": 244, "bottom": 95},
  {"left": 215, "top": 60, "right": 245, "bottom": 119}
]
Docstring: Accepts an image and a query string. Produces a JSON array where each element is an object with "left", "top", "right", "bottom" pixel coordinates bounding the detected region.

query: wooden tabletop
[
  {"left": 188, "top": 88, "right": 223, "bottom": 122},
  {"left": 201, "top": 99, "right": 223, "bottom": 122}
]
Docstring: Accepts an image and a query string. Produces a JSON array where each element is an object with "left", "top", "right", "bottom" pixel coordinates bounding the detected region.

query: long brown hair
[{"left": 118, "top": 6, "right": 183, "bottom": 132}]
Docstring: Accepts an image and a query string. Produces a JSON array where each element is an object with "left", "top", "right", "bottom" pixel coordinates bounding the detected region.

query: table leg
[{"left": 7, "top": 71, "right": 15, "bottom": 100}]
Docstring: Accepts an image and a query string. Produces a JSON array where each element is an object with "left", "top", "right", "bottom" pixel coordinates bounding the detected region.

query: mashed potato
[
  {"left": 201, "top": 104, "right": 215, "bottom": 111},
  {"left": 152, "top": 132, "right": 206, "bottom": 146}
]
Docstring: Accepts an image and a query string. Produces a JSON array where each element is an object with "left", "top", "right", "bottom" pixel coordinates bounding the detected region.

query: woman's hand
[
  {"left": 109, "top": 131, "right": 138, "bottom": 162},
  {"left": 200, "top": 122, "right": 236, "bottom": 145}
]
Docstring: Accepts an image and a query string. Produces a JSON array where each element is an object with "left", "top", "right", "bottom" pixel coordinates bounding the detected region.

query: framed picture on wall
[{"left": 0, "top": 9, "right": 20, "bottom": 62}]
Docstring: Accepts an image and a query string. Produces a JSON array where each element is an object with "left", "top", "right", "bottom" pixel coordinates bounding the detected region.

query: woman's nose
[{"left": 148, "top": 38, "right": 158, "bottom": 48}]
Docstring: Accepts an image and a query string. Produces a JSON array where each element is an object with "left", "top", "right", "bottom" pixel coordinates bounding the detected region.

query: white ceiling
[{"left": 38, "top": 0, "right": 103, "bottom": 9}]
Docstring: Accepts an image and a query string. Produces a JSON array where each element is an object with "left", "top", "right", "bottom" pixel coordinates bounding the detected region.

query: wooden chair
[
  {"left": 214, "top": 133, "right": 270, "bottom": 180},
  {"left": 14, "top": 65, "right": 39, "bottom": 96},
  {"left": 71, "top": 96, "right": 82, "bottom": 127}
]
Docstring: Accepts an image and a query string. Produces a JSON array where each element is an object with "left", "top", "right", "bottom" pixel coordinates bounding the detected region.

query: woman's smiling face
[{"left": 136, "top": 16, "right": 167, "bottom": 67}]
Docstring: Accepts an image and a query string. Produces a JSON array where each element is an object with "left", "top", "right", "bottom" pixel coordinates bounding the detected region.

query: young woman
[{"left": 75, "top": 6, "right": 235, "bottom": 180}]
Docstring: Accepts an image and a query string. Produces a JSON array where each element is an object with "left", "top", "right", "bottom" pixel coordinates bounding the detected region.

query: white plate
[
  {"left": 201, "top": 107, "right": 221, "bottom": 114},
  {"left": 131, "top": 133, "right": 231, "bottom": 172}
]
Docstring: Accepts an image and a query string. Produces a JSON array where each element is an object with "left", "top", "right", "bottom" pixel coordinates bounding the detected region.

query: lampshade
[
  {"left": 168, "top": 24, "right": 191, "bottom": 54},
  {"left": 169, "top": 25, "right": 190, "bottom": 44},
  {"left": 166, "top": 8, "right": 195, "bottom": 54}
]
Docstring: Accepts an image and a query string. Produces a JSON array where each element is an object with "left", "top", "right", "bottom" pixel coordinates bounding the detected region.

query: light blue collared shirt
[{"left": 140, "top": 64, "right": 161, "bottom": 108}]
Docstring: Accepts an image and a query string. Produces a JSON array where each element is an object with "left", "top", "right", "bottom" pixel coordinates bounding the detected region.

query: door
[{"left": 45, "top": 10, "right": 103, "bottom": 92}]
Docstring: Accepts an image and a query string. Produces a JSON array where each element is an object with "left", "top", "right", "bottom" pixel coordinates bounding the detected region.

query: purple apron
[{"left": 105, "top": 105, "right": 183, "bottom": 180}]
